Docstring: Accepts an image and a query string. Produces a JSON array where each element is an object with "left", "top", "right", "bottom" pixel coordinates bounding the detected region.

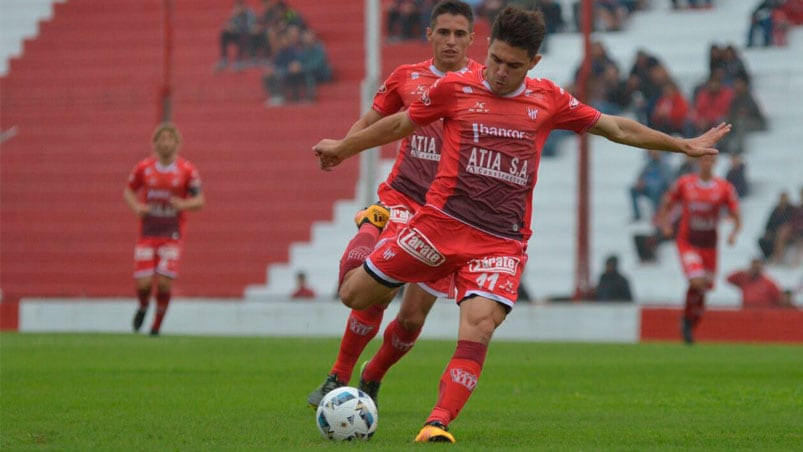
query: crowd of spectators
[
  {"left": 215, "top": 0, "right": 333, "bottom": 107},
  {"left": 747, "top": 0, "right": 803, "bottom": 48}
]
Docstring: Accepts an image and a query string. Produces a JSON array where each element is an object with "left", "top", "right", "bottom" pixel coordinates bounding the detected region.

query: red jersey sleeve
[
  {"left": 665, "top": 175, "right": 687, "bottom": 205},
  {"left": 183, "top": 161, "right": 203, "bottom": 196},
  {"left": 545, "top": 80, "right": 601, "bottom": 133},
  {"left": 127, "top": 160, "right": 146, "bottom": 191},
  {"left": 406, "top": 73, "right": 459, "bottom": 127},
  {"left": 372, "top": 67, "right": 405, "bottom": 116}
]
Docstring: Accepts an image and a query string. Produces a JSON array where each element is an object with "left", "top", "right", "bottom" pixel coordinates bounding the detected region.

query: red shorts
[
  {"left": 377, "top": 184, "right": 454, "bottom": 298},
  {"left": 366, "top": 205, "right": 527, "bottom": 310},
  {"left": 676, "top": 237, "right": 717, "bottom": 284},
  {"left": 133, "top": 237, "right": 182, "bottom": 279}
]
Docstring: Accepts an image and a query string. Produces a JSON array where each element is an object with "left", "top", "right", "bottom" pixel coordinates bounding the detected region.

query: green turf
[{"left": 1, "top": 333, "right": 801, "bottom": 451}]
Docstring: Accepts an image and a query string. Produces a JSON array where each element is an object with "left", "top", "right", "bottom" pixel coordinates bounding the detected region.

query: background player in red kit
[
  {"left": 306, "top": 0, "right": 480, "bottom": 408},
  {"left": 314, "top": 6, "right": 731, "bottom": 443},
  {"left": 124, "top": 123, "right": 204, "bottom": 336},
  {"left": 658, "top": 154, "right": 741, "bottom": 344}
]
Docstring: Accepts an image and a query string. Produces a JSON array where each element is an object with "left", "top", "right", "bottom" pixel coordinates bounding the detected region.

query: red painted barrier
[
  {"left": 641, "top": 307, "right": 803, "bottom": 343},
  {"left": 0, "top": 300, "right": 20, "bottom": 331}
]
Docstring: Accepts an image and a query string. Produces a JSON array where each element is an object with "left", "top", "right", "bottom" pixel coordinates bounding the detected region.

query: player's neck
[
  {"left": 698, "top": 171, "right": 713, "bottom": 181},
  {"left": 434, "top": 57, "right": 467, "bottom": 74}
]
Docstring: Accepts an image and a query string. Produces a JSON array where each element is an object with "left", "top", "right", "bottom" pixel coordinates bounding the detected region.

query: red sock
[
  {"left": 151, "top": 291, "right": 171, "bottom": 332},
  {"left": 137, "top": 287, "right": 151, "bottom": 310},
  {"left": 683, "top": 286, "right": 705, "bottom": 327},
  {"left": 330, "top": 304, "right": 385, "bottom": 383},
  {"left": 426, "top": 340, "right": 487, "bottom": 427},
  {"left": 338, "top": 224, "right": 380, "bottom": 287},
  {"left": 363, "top": 317, "right": 422, "bottom": 382}
]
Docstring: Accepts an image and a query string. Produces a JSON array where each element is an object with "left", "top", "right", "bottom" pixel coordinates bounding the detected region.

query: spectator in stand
[
  {"left": 720, "top": 45, "right": 751, "bottom": 86},
  {"left": 477, "top": 0, "right": 506, "bottom": 24},
  {"left": 594, "top": 255, "right": 634, "bottom": 301},
  {"left": 670, "top": 0, "right": 712, "bottom": 9},
  {"left": 298, "top": 29, "right": 332, "bottom": 102},
  {"left": 720, "top": 75, "right": 767, "bottom": 154},
  {"left": 538, "top": 0, "right": 567, "bottom": 34},
  {"left": 388, "top": 0, "right": 424, "bottom": 42},
  {"left": 292, "top": 271, "right": 316, "bottom": 299},
  {"left": 747, "top": 0, "right": 779, "bottom": 47},
  {"left": 770, "top": 187, "right": 803, "bottom": 266},
  {"left": 628, "top": 49, "right": 664, "bottom": 125},
  {"left": 650, "top": 80, "right": 690, "bottom": 136},
  {"left": 758, "top": 191, "right": 795, "bottom": 259},
  {"left": 249, "top": 0, "right": 284, "bottom": 63},
  {"left": 630, "top": 149, "right": 672, "bottom": 222},
  {"left": 216, "top": 0, "right": 258, "bottom": 72},
  {"left": 726, "top": 258, "right": 789, "bottom": 308},
  {"left": 262, "top": 24, "right": 329, "bottom": 107},
  {"left": 571, "top": 41, "right": 620, "bottom": 112},
  {"left": 725, "top": 153, "right": 749, "bottom": 198},
  {"left": 690, "top": 72, "right": 734, "bottom": 136}
]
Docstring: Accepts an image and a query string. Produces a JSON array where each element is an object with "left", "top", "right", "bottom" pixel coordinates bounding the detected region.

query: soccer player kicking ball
[
  {"left": 314, "top": 6, "right": 731, "bottom": 443},
  {"left": 123, "top": 123, "right": 204, "bottom": 336},
  {"left": 657, "top": 154, "right": 741, "bottom": 344},
  {"left": 307, "top": 0, "right": 480, "bottom": 409}
]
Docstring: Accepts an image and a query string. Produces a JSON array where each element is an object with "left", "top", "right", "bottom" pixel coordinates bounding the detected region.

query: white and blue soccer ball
[{"left": 316, "top": 386, "right": 378, "bottom": 441}]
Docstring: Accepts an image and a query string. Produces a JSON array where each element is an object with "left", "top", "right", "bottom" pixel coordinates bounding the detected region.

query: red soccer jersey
[
  {"left": 406, "top": 68, "right": 600, "bottom": 240},
  {"left": 374, "top": 58, "right": 481, "bottom": 205},
  {"left": 666, "top": 174, "right": 739, "bottom": 248},
  {"left": 127, "top": 156, "right": 202, "bottom": 239}
]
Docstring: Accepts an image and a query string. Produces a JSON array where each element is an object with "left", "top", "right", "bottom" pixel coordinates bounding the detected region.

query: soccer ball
[{"left": 316, "top": 386, "right": 378, "bottom": 441}]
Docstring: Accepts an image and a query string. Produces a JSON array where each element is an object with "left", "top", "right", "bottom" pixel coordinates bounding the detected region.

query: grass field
[{"left": 1, "top": 333, "right": 801, "bottom": 451}]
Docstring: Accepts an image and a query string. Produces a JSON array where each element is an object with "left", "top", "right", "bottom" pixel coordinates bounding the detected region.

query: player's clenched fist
[{"left": 314, "top": 139, "right": 345, "bottom": 171}]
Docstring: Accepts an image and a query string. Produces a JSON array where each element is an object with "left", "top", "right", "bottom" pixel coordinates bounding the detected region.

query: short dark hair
[
  {"left": 430, "top": 0, "right": 474, "bottom": 29},
  {"left": 490, "top": 6, "right": 545, "bottom": 58}
]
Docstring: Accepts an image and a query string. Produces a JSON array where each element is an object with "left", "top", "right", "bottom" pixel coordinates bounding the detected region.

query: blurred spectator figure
[
  {"left": 297, "top": 29, "right": 333, "bottom": 90},
  {"left": 573, "top": 0, "right": 629, "bottom": 32},
  {"left": 594, "top": 255, "right": 634, "bottom": 301},
  {"left": 770, "top": 187, "right": 803, "bottom": 266},
  {"left": 726, "top": 258, "right": 788, "bottom": 308},
  {"left": 720, "top": 45, "right": 751, "bottom": 86},
  {"left": 747, "top": 0, "right": 778, "bottom": 47},
  {"left": 630, "top": 149, "right": 672, "bottom": 222},
  {"left": 571, "top": 41, "right": 620, "bottom": 112},
  {"left": 538, "top": 0, "right": 567, "bottom": 34},
  {"left": 602, "top": 65, "right": 634, "bottom": 114},
  {"left": 720, "top": 75, "right": 767, "bottom": 154},
  {"left": 477, "top": 0, "right": 506, "bottom": 24},
  {"left": 387, "top": 0, "right": 423, "bottom": 42},
  {"left": 216, "top": 0, "right": 258, "bottom": 72},
  {"left": 263, "top": 27, "right": 330, "bottom": 107},
  {"left": 249, "top": 0, "right": 283, "bottom": 63},
  {"left": 291, "top": 271, "right": 316, "bottom": 299},
  {"left": 725, "top": 153, "right": 749, "bottom": 198},
  {"left": 758, "top": 191, "right": 795, "bottom": 259},
  {"left": 650, "top": 80, "right": 689, "bottom": 136},
  {"left": 690, "top": 73, "right": 733, "bottom": 135},
  {"left": 628, "top": 50, "right": 663, "bottom": 124},
  {"left": 671, "top": 0, "right": 712, "bottom": 9}
]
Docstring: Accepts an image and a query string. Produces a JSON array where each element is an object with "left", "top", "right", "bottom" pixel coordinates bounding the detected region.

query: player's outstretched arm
[
  {"left": 589, "top": 114, "right": 731, "bottom": 157},
  {"left": 314, "top": 111, "right": 415, "bottom": 171}
]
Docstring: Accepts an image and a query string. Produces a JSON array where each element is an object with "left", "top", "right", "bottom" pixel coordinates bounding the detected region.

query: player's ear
[{"left": 528, "top": 54, "right": 542, "bottom": 70}]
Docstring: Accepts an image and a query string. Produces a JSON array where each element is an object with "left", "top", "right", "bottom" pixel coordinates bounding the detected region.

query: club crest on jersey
[
  {"left": 569, "top": 96, "right": 580, "bottom": 109},
  {"left": 411, "top": 71, "right": 420, "bottom": 80},
  {"left": 397, "top": 227, "right": 445, "bottom": 267},
  {"left": 377, "top": 84, "right": 387, "bottom": 94},
  {"left": 462, "top": 86, "right": 473, "bottom": 94},
  {"left": 468, "top": 101, "right": 490, "bottom": 113},
  {"left": 527, "top": 107, "right": 539, "bottom": 120},
  {"left": 468, "top": 256, "right": 520, "bottom": 275}
]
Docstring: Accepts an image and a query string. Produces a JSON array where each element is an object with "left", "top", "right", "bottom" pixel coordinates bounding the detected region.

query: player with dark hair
[
  {"left": 306, "top": 0, "right": 479, "bottom": 408},
  {"left": 124, "top": 123, "right": 204, "bottom": 336},
  {"left": 657, "top": 154, "right": 741, "bottom": 344},
  {"left": 314, "top": 6, "right": 731, "bottom": 443}
]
